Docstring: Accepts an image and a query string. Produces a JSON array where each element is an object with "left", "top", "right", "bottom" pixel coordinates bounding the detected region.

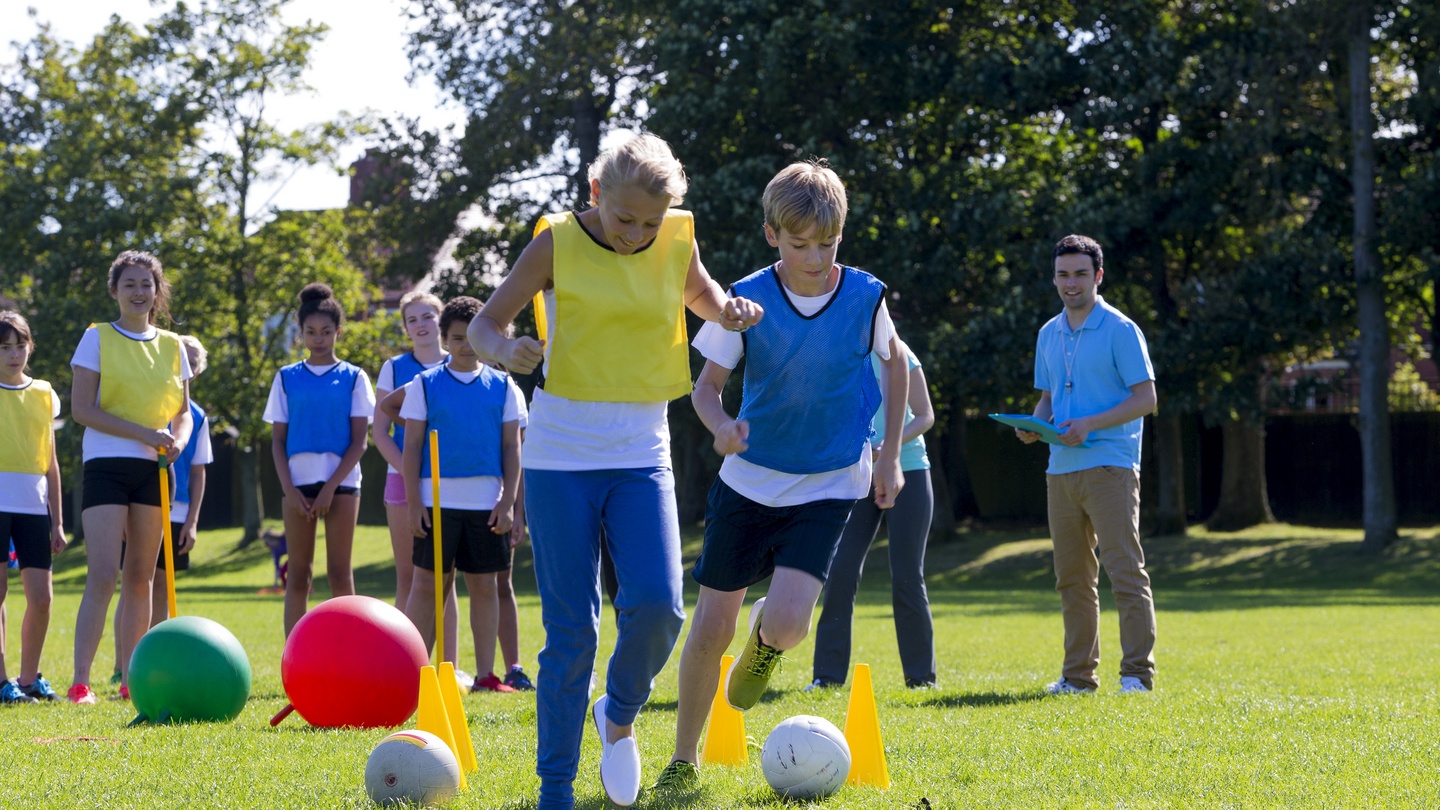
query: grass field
[{"left": 4, "top": 521, "right": 1440, "bottom": 808}]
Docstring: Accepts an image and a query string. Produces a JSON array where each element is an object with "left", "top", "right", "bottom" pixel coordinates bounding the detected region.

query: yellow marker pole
[
  {"left": 158, "top": 453, "right": 177, "bottom": 619},
  {"left": 531, "top": 292, "right": 548, "bottom": 344},
  {"left": 429, "top": 430, "right": 444, "bottom": 664}
]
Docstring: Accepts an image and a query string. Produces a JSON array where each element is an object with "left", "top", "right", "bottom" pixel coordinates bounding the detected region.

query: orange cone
[
  {"left": 843, "top": 663, "right": 890, "bottom": 788},
  {"left": 417, "top": 664, "right": 468, "bottom": 790},
  {"left": 438, "top": 661, "right": 478, "bottom": 773},
  {"left": 700, "top": 654, "right": 748, "bottom": 765}
]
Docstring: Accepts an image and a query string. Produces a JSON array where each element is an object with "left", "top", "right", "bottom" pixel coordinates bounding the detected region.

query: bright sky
[{"left": 0, "top": 0, "right": 464, "bottom": 212}]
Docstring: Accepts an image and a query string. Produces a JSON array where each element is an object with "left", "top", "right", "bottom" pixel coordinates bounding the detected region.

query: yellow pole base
[
  {"left": 417, "top": 664, "right": 468, "bottom": 791},
  {"left": 438, "top": 662, "right": 478, "bottom": 773}
]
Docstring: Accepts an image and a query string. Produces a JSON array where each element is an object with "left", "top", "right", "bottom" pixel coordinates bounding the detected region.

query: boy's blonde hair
[
  {"left": 588, "top": 134, "right": 688, "bottom": 206},
  {"left": 763, "top": 159, "right": 848, "bottom": 239},
  {"left": 179, "top": 334, "right": 208, "bottom": 377},
  {"left": 398, "top": 289, "right": 443, "bottom": 319}
]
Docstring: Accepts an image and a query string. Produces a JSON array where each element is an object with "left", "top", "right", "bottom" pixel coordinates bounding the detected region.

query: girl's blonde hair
[
  {"left": 588, "top": 134, "right": 688, "bottom": 206},
  {"left": 179, "top": 334, "right": 208, "bottom": 377},
  {"left": 398, "top": 290, "right": 443, "bottom": 320}
]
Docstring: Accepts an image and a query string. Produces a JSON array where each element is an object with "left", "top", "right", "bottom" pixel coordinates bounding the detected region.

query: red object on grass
[{"left": 272, "top": 595, "right": 429, "bottom": 728}]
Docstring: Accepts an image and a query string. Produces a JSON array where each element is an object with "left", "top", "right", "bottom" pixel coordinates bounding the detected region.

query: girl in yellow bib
[
  {"left": 466, "top": 134, "right": 763, "bottom": 809},
  {"left": 67, "top": 251, "right": 194, "bottom": 704},
  {"left": 0, "top": 312, "right": 68, "bottom": 704}
]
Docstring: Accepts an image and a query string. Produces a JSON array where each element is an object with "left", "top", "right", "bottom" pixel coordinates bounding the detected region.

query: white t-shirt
[
  {"left": 521, "top": 288, "right": 674, "bottom": 471},
  {"left": 0, "top": 382, "right": 62, "bottom": 516},
  {"left": 169, "top": 425, "right": 215, "bottom": 524},
  {"left": 398, "top": 367, "right": 527, "bottom": 509},
  {"left": 692, "top": 283, "right": 896, "bottom": 508},
  {"left": 262, "top": 362, "right": 377, "bottom": 488},
  {"left": 70, "top": 324, "right": 195, "bottom": 462},
  {"left": 376, "top": 354, "right": 448, "bottom": 474}
]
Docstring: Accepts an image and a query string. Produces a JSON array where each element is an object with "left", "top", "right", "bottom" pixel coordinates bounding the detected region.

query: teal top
[{"left": 869, "top": 345, "right": 930, "bottom": 471}]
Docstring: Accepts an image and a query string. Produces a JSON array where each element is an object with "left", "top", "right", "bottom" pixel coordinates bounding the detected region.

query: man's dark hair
[{"left": 1052, "top": 234, "right": 1104, "bottom": 273}]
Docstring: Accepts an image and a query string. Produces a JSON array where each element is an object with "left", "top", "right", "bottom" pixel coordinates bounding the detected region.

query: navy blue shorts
[
  {"left": 294, "top": 482, "right": 359, "bottom": 499},
  {"left": 413, "top": 508, "right": 511, "bottom": 575},
  {"left": 1, "top": 512, "right": 52, "bottom": 570},
  {"left": 691, "top": 477, "right": 856, "bottom": 592}
]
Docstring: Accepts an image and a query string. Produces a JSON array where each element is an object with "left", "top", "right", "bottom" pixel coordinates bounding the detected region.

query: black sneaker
[
  {"left": 1, "top": 680, "right": 37, "bottom": 705},
  {"left": 19, "top": 674, "right": 60, "bottom": 702},
  {"left": 503, "top": 665, "right": 535, "bottom": 691},
  {"left": 803, "top": 678, "right": 842, "bottom": 692},
  {"left": 905, "top": 677, "right": 937, "bottom": 690}
]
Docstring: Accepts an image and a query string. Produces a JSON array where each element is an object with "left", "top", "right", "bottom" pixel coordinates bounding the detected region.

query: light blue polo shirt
[{"left": 1033, "top": 295, "right": 1154, "bottom": 474}]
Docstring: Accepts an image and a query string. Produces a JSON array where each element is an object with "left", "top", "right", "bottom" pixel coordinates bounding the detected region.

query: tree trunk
[
  {"left": 1205, "top": 420, "right": 1275, "bottom": 531},
  {"left": 1152, "top": 410, "right": 1187, "bottom": 536},
  {"left": 1349, "top": 1, "right": 1398, "bottom": 552},
  {"left": 572, "top": 96, "right": 604, "bottom": 204},
  {"left": 237, "top": 439, "right": 265, "bottom": 545}
]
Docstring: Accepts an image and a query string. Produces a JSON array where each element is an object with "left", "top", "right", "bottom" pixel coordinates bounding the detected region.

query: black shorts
[
  {"left": 294, "top": 482, "right": 360, "bottom": 499},
  {"left": 1, "top": 512, "right": 52, "bottom": 570},
  {"left": 412, "top": 508, "right": 511, "bottom": 575},
  {"left": 82, "top": 458, "right": 163, "bottom": 509},
  {"left": 118, "top": 523, "right": 190, "bottom": 571},
  {"left": 691, "top": 477, "right": 856, "bottom": 592}
]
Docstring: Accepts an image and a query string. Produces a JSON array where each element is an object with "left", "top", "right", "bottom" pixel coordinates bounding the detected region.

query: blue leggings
[{"left": 524, "top": 467, "right": 686, "bottom": 809}]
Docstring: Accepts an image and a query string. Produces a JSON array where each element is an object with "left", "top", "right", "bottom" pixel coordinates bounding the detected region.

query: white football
[
  {"left": 761, "top": 715, "right": 851, "bottom": 799},
  {"left": 364, "top": 729, "right": 461, "bottom": 807}
]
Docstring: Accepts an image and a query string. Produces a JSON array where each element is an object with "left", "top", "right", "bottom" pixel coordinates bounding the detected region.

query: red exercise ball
[{"left": 278, "top": 595, "right": 429, "bottom": 728}]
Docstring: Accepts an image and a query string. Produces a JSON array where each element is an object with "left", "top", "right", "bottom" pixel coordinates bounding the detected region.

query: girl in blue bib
[{"left": 263, "top": 283, "right": 376, "bottom": 636}]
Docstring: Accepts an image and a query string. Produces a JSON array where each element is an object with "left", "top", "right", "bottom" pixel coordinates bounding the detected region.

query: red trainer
[
  {"left": 471, "top": 672, "right": 517, "bottom": 694},
  {"left": 118, "top": 685, "right": 130, "bottom": 701},
  {"left": 67, "top": 683, "right": 98, "bottom": 705}
]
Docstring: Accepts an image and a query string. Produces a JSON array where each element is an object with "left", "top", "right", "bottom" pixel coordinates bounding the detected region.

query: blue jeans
[{"left": 524, "top": 467, "right": 686, "bottom": 809}]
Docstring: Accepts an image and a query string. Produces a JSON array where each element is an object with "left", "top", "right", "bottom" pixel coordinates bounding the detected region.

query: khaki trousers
[{"left": 1046, "top": 466, "right": 1156, "bottom": 690}]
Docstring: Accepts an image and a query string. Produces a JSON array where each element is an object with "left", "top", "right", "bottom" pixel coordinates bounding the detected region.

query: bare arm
[
  {"left": 378, "top": 387, "right": 408, "bottom": 433},
  {"left": 1056, "top": 380, "right": 1157, "bottom": 446},
  {"left": 46, "top": 433, "right": 66, "bottom": 553},
  {"left": 899, "top": 365, "right": 935, "bottom": 446},
  {"left": 468, "top": 231, "right": 555, "bottom": 374},
  {"left": 490, "top": 419, "right": 521, "bottom": 534},
  {"left": 169, "top": 380, "right": 193, "bottom": 460},
  {"left": 403, "top": 419, "right": 430, "bottom": 537},
  {"left": 692, "top": 360, "right": 749, "bottom": 455},
  {"left": 178, "top": 465, "right": 206, "bottom": 553},
  {"left": 684, "top": 239, "right": 765, "bottom": 329},
  {"left": 372, "top": 385, "right": 403, "bottom": 470},
  {"left": 873, "top": 334, "right": 908, "bottom": 508},
  {"left": 271, "top": 422, "right": 311, "bottom": 516}
]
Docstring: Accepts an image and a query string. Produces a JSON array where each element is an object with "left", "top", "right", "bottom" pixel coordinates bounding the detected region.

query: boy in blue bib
[
  {"left": 387, "top": 296, "right": 525, "bottom": 694},
  {"left": 657, "top": 160, "right": 910, "bottom": 789}
]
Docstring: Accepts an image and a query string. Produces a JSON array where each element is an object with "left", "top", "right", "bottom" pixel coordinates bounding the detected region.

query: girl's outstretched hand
[{"left": 721, "top": 297, "right": 763, "bottom": 332}]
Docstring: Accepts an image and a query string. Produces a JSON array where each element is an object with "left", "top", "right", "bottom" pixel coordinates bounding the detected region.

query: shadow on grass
[{"left": 916, "top": 690, "right": 1046, "bottom": 710}]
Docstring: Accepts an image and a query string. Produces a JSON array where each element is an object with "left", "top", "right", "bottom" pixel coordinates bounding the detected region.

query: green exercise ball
[{"left": 129, "top": 616, "right": 251, "bottom": 724}]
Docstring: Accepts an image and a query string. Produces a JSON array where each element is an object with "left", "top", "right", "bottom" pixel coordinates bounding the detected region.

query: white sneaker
[
  {"left": 1043, "top": 677, "right": 1096, "bottom": 696},
  {"left": 802, "top": 678, "right": 840, "bottom": 693},
  {"left": 453, "top": 668, "right": 475, "bottom": 691},
  {"left": 592, "top": 695, "right": 640, "bottom": 807},
  {"left": 1119, "top": 676, "right": 1152, "bottom": 694}
]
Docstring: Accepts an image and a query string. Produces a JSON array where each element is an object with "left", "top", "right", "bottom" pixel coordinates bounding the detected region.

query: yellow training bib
[
  {"left": 0, "top": 379, "right": 54, "bottom": 475},
  {"left": 96, "top": 323, "right": 185, "bottom": 430},
  {"left": 536, "top": 210, "right": 694, "bottom": 402}
]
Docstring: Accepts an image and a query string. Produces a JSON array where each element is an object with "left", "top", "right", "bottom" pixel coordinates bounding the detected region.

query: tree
[
  {"left": 153, "top": 0, "right": 369, "bottom": 542},
  {"left": 1348, "top": 0, "right": 1398, "bottom": 551}
]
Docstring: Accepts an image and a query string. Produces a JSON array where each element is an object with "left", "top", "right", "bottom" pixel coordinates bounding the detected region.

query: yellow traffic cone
[
  {"left": 843, "top": 663, "right": 890, "bottom": 789},
  {"left": 417, "top": 664, "right": 468, "bottom": 790},
  {"left": 700, "top": 654, "right": 748, "bottom": 765},
  {"left": 438, "top": 661, "right": 478, "bottom": 773}
]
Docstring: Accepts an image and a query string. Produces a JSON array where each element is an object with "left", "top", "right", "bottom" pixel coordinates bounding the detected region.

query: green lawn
[{"left": 4, "top": 522, "right": 1440, "bottom": 808}]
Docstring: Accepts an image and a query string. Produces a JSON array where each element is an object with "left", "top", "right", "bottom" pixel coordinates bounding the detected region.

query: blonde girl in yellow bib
[
  {"left": 0, "top": 312, "right": 68, "bottom": 704},
  {"left": 67, "top": 251, "right": 194, "bottom": 704},
  {"left": 467, "top": 134, "right": 762, "bottom": 809}
]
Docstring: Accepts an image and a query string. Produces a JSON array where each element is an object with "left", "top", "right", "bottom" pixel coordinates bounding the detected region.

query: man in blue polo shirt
[{"left": 1017, "top": 234, "right": 1158, "bottom": 695}]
